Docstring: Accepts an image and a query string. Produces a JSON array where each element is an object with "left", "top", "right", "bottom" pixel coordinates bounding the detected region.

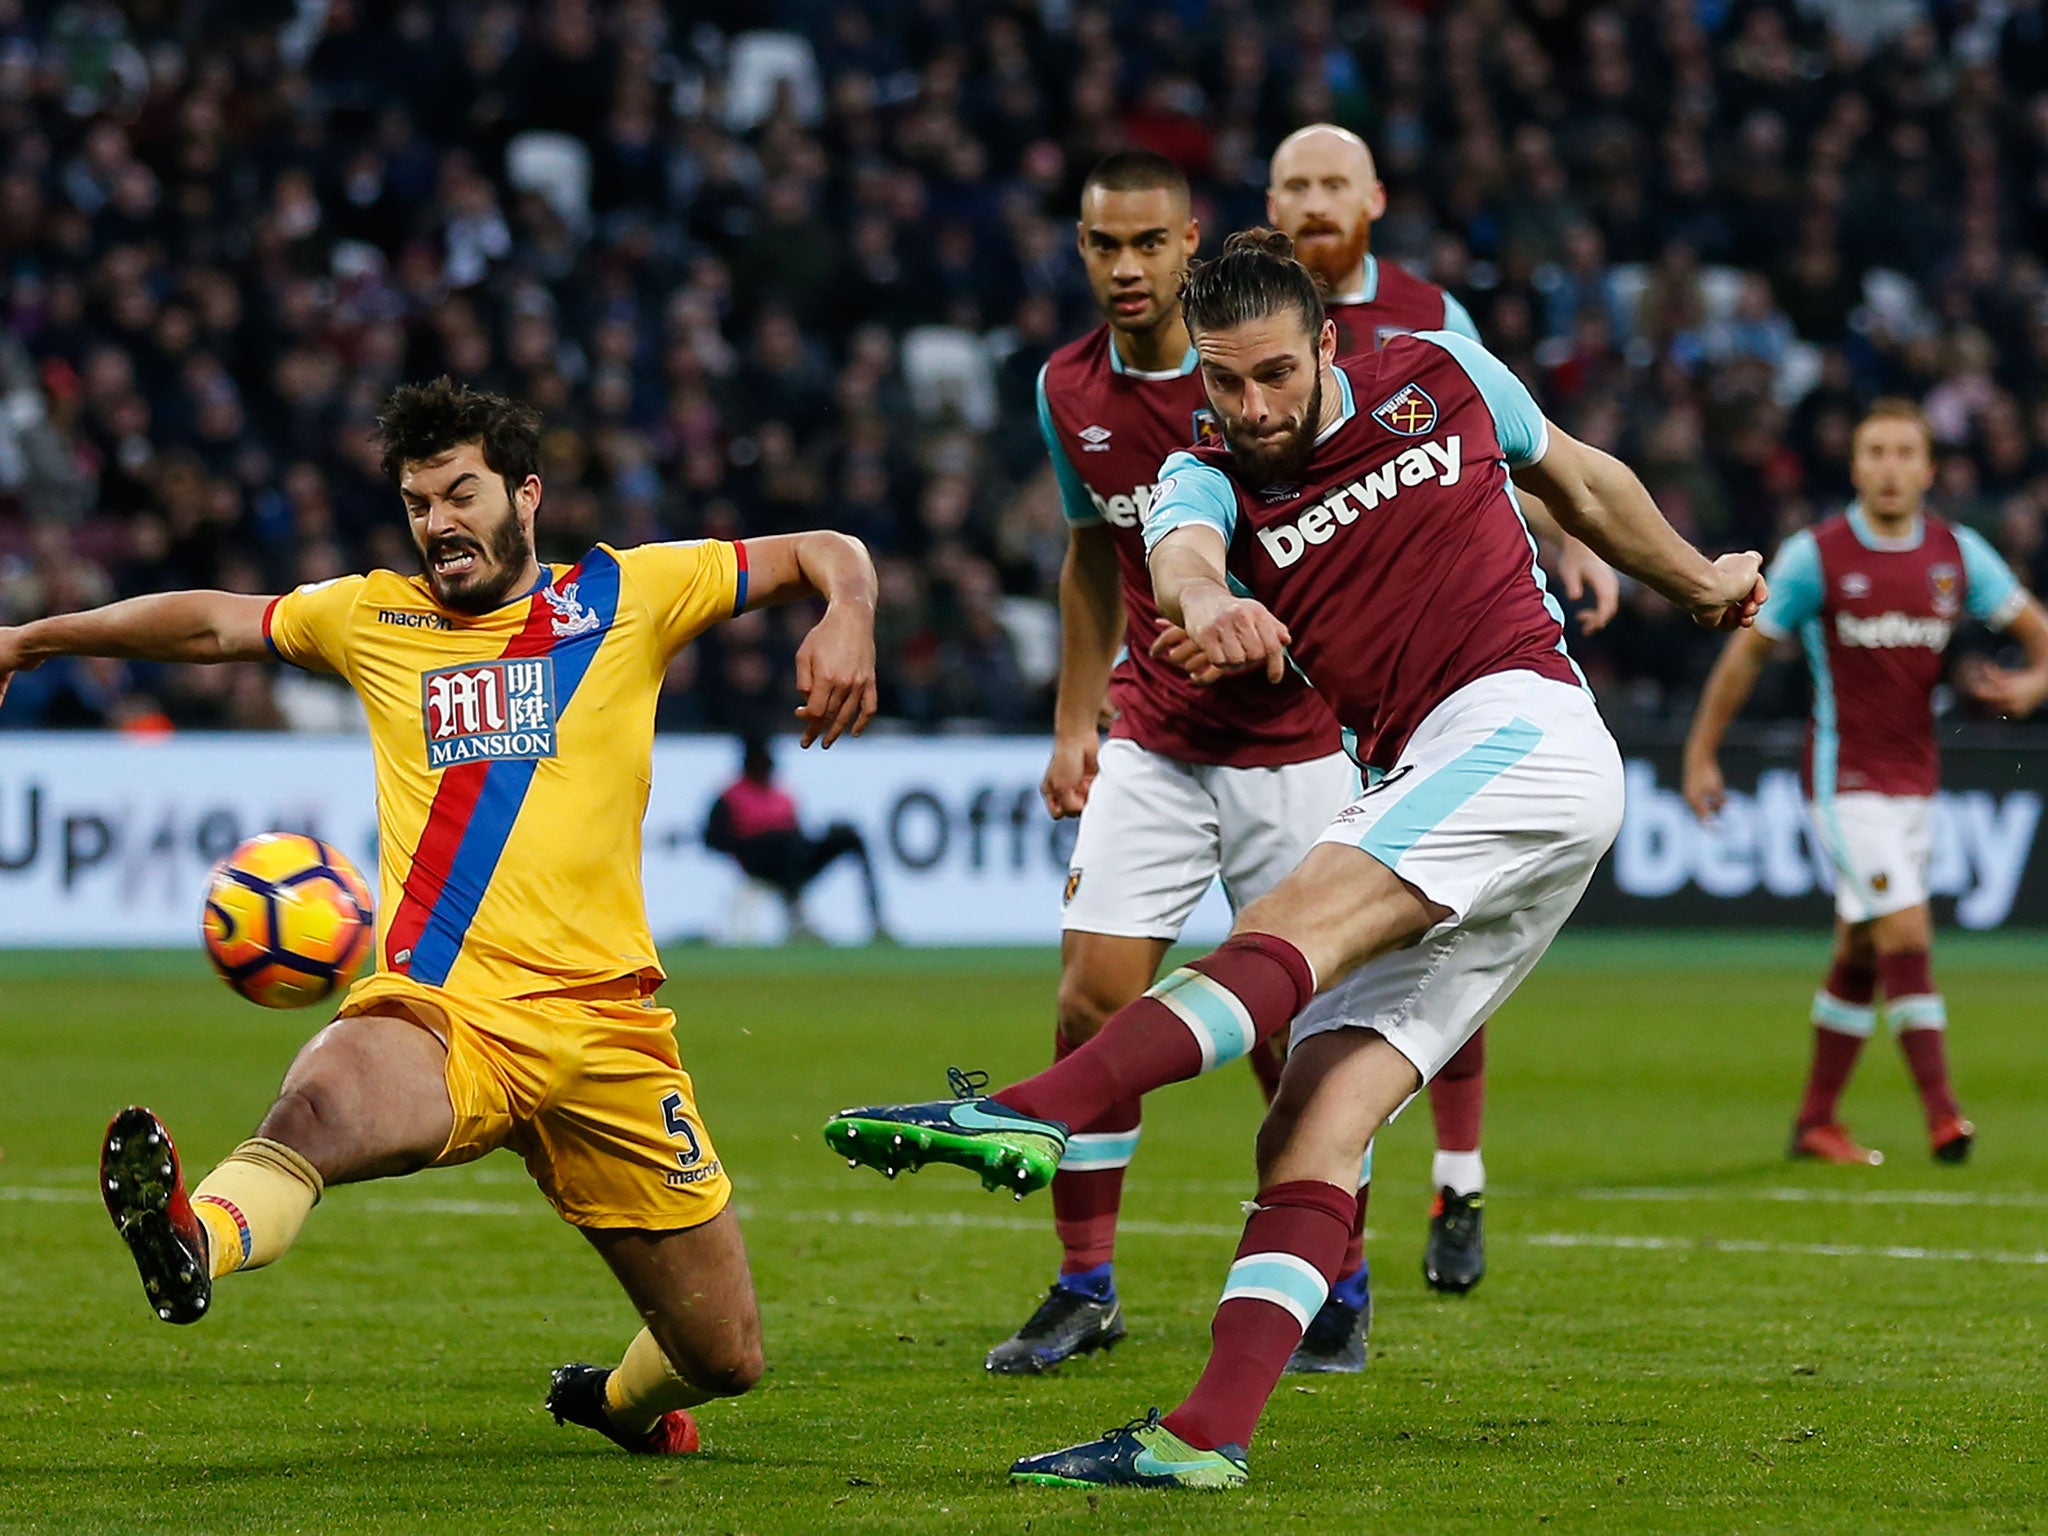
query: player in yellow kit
[{"left": 0, "top": 379, "right": 879, "bottom": 1456}]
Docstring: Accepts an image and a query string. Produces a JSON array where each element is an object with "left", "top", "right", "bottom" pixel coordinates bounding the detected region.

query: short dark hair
[
  {"left": 1857, "top": 396, "right": 1934, "bottom": 452},
  {"left": 373, "top": 377, "right": 543, "bottom": 488},
  {"left": 1081, "top": 149, "right": 1190, "bottom": 207},
  {"left": 1181, "top": 227, "right": 1324, "bottom": 341}
]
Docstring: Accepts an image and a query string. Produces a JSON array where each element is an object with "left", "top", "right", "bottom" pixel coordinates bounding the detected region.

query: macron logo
[
  {"left": 1836, "top": 611, "right": 1953, "bottom": 650},
  {"left": 1255, "top": 437, "right": 1464, "bottom": 569}
]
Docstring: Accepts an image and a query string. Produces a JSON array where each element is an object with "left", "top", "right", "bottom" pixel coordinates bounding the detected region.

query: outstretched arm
[
  {"left": 738, "top": 531, "right": 880, "bottom": 748},
  {"left": 1148, "top": 525, "right": 1292, "bottom": 685},
  {"left": 1512, "top": 427, "right": 1765, "bottom": 631},
  {"left": 1682, "top": 626, "right": 1776, "bottom": 819},
  {"left": 0, "top": 590, "right": 274, "bottom": 711}
]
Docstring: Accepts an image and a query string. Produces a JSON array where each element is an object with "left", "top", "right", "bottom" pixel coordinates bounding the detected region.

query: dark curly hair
[
  {"left": 373, "top": 377, "right": 543, "bottom": 489},
  {"left": 1180, "top": 226, "right": 1325, "bottom": 341}
]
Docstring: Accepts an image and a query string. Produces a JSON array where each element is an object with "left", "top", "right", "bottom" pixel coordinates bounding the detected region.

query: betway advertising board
[{"left": 0, "top": 733, "right": 2041, "bottom": 947}]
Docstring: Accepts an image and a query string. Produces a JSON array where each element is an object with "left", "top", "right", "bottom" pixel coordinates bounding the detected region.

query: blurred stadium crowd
[{"left": 1, "top": 0, "right": 2046, "bottom": 736}]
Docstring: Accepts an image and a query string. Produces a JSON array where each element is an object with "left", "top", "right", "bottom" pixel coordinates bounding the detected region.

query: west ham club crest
[{"left": 1373, "top": 382, "right": 1438, "bottom": 436}]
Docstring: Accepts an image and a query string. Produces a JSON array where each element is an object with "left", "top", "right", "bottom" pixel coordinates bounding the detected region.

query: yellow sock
[
  {"left": 602, "top": 1328, "right": 710, "bottom": 1435},
  {"left": 190, "top": 1138, "right": 323, "bottom": 1280}
]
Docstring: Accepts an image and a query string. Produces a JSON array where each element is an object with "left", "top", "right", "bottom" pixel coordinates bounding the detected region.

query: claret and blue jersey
[
  {"left": 1035, "top": 324, "right": 1340, "bottom": 768},
  {"left": 1323, "top": 252, "right": 1483, "bottom": 358},
  {"left": 1141, "top": 329, "right": 1579, "bottom": 771},
  {"left": 1755, "top": 505, "right": 2024, "bottom": 800}
]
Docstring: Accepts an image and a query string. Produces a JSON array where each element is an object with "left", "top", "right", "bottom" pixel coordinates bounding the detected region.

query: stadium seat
[
  {"left": 900, "top": 327, "right": 997, "bottom": 432},
  {"left": 506, "top": 132, "right": 592, "bottom": 239},
  {"left": 722, "top": 32, "right": 822, "bottom": 131}
]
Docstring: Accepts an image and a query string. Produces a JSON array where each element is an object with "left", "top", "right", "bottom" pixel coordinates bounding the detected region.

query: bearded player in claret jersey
[
  {"left": 1267, "top": 123, "right": 1481, "bottom": 357},
  {"left": 1000, "top": 151, "right": 1359, "bottom": 1376},
  {"left": 825, "top": 231, "right": 1763, "bottom": 1487},
  {"left": 1684, "top": 401, "right": 2048, "bottom": 1166},
  {"left": 1266, "top": 121, "right": 1620, "bottom": 1297}
]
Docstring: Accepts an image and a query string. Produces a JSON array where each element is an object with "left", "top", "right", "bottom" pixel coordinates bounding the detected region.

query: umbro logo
[
  {"left": 1078, "top": 424, "right": 1113, "bottom": 452},
  {"left": 1841, "top": 572, "right": 1871, "bottom": 597}
]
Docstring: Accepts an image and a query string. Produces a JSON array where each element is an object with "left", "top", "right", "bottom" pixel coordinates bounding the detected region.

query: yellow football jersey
[{"left": 264, "top": 540, "right": 743, "bottom": 998}]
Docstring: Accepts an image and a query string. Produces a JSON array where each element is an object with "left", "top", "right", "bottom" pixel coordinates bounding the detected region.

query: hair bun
[{"left": 1221, "top": 226, "right": 1295, "bottom": 259}]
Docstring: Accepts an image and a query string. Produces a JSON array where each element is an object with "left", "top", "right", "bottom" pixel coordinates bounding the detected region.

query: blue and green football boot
[
  {"left": 824, "top": 1068, "right": 1067, "bottom": 1197},
  {"left": 1010, "top": 1409, "right": 1248, "bottom": 1489}
]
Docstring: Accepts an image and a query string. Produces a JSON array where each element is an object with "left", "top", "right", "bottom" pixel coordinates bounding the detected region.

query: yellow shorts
[{"left": 339, "top": 973, "right": 731, "bottom": 1231}]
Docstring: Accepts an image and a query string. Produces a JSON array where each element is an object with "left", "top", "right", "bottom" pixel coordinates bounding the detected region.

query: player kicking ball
[
  {"left": 823, "top": 230, "right": 1762, "bottom": 1487},
  {"left": 1684, "top": 399, "right": 2048, "bottom": 1165},
  {"left": 1017, "top": 152, "right": 1360, "bottom": 1375},
  {"left": 0, "top": 380, "right": 879, "bottom": 1457}
]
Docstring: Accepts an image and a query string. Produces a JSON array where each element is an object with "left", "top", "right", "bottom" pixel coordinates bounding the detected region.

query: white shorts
[
  {"left": 1291, "top": 670, "right": 1624, "bottom": 1086},
  {"left": 1061, "top": 738, "right": 1359, "bottom": 941},
  {"left": 1809, "top": 792, "right": 1931, "bottom": 923}
]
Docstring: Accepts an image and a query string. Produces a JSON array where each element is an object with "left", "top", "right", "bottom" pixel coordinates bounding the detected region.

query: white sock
[{"left": 1432, "top": 1149, "right": 1484, "bottom": 1197}]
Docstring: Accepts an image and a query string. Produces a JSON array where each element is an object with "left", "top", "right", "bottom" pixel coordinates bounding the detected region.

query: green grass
[{"left": 2, "top": 934, "right": 2045, "bottom": 1534}]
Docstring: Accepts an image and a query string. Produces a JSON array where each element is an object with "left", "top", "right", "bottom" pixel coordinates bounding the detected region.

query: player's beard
[
  {"left": 421, "top": 504, "right": 535, "bottom": 614},
  {"left": 1292, "top": 216, "right": 1371, "bottom": 295},
  {"left": 1225, "top": 371, "right": 1324, "bottom": 492}
]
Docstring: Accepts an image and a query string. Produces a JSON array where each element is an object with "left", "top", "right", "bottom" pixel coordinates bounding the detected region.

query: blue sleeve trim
[
  {"left": 1414, "top": 330, "right": 1547, "bottom": 465},
  {"left": 1037, "top": 364, "right": 1101, "bottom": 527},
  {"left": 1755, "top": 529, "right": 1824, "bottom": 639},
  {"left": 1439, "top": 292, "right": 1483, "bottom": 343},
  {"left": 1955, "top": 525, "right": 2025, "bottom": 628},
  {"left": 1142, "top": 450, "right": 1239, "bottom": 554}
]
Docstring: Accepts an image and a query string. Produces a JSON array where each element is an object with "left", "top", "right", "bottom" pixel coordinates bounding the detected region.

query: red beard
[{"left": 1292, "top": 218, "right": 1372, "bottom": 294}]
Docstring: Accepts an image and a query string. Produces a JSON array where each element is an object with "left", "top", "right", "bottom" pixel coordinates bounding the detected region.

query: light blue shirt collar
[
  {"left": 1327, "top": 254, "right": 1379, "bottom": 306},
  {"left": 1316, "top": 365, "right": 1356, "bottom": 444},
  {"left": 1108, "top": 338, "right": 1200, "bottom": 379},
  {"left": 1847, "top": 502, "right": 1924, "bottom": 551}
]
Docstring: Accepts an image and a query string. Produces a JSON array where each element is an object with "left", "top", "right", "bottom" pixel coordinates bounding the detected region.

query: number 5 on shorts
[{"left": 660, "top": 1089, "right": 703, "bottom": 1168}]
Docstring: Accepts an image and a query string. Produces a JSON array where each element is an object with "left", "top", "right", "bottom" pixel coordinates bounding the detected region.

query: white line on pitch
[
  {"left": 10, "top": 1186, "right": 2047, "bottom": 1264},
  {"left": 1572, "top": 1186, "right": 2048, "bottom": 1209},
  {"left": 1524, "top": 1232, "right": 2048, "bottom": 1266},
  {"left": 15, "top": 1167, "right": 2048, "bottom": 1211}
]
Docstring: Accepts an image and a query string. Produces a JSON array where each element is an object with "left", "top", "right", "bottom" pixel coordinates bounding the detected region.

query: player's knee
[
  {"left": 657, "top": 1326, "right": 763, "bottom": 1398},
  {"left": 256, "top": 1082, "right": 341, "bottom": 1160},
  {"left": 1252, "top": 1097, "right": 1304, "bottom": 1181},
  {"left": 1054, "top": 971, "right": 1126, "bottom": 1047},
  {"left": 687, "top": 1349, "right": 763, "bottom": 1399}
]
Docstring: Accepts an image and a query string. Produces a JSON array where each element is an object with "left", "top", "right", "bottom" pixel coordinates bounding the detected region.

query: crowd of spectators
[{"left": 2, "top": 0, "right": 2046, "bottom": 737}]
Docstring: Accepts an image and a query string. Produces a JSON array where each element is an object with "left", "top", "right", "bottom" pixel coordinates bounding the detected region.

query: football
[{"left": 201, "top": 833, "right": 375, "bottom": 1008}]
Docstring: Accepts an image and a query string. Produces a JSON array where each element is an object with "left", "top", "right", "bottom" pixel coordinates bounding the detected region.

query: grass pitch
[{"left": 2, "top": 934, "right": 2045, "bottom": 1535}]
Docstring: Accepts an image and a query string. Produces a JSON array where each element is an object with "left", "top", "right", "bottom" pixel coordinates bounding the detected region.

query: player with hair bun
[
  {"left": 998, "top": 154, "right": 1362, "bottom": 1378},
  {"left": 826, "top": 228, "right": 1762, "bottom": 1488}
]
